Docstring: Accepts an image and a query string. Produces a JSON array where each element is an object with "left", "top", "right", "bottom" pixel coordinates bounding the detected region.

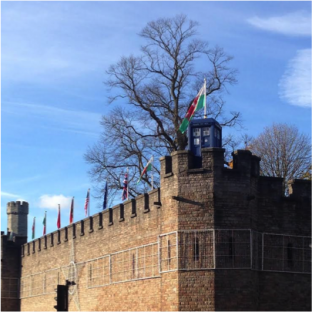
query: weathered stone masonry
[{"left": 1, "top": 148, "right": 311, "bottom": 311}]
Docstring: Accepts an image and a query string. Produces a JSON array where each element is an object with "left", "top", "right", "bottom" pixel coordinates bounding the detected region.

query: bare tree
[
  {"left": 242, "top": 133, "right": 254, "bottom": 150},
  {"left": 85, "top": 15, "right": 241, "bottom": 200},
  {"left": 300, "top": 165, "right": 312, "bottom": 180},
  {"left": 249, "top": 123, "right": 311, "bottom": 192}
]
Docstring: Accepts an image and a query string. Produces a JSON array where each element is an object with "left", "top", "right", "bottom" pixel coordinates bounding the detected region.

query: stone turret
[{"left": 7, "top": 201, "right": 29, "bottom": 237}]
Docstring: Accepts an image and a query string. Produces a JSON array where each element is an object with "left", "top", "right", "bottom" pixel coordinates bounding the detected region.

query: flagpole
[
  {"left": 73, "top": 197, "right": 74, "bottom": 223},
  {"left": 204, "top": 78, "right": 207, "bottom": 119},
  {"left": 103, "top": 180, "right": 108, "bottom": 210},
  {"left": 151, "top": 156, "right": 154, "bottom": 190},
  {"left": 88, "top": 189, "right": 90, "bottom": 217},
  {"left": 32, "top": 217, "right": 36, "bottom": 240},
  {"left": 127, "top": 167, "right": 129, "bottom": 200}
]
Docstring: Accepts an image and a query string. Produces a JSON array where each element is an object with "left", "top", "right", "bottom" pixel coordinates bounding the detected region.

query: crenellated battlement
[
  {"left": 21, "top": 187, "right": 162, "bottom": 255},
  {"left": 159, "top": 148, "right": 310, "bottom": 234},
  {"left": 7, "top": 201, "right": 29, "bottom": 238},
  {"left": 7, "top": 201, "right": 29, "bottom": 215},
  {"left": 19, "top": 148, "right": 311, "bottom": 257},
  {"left": 160, "top": 148, "right": 261, "bottom": 179},
  {"left": 288, "top": 179, "right": 311, "bottom": 199},
  {"left": 160, "top": 148, "right": 226, "bottom": 176},
  {"left": 160, "top": 148, "right": 310, "bottom": 200},
  {"left": 231, "top": 150, "right": 261, "bottom": 177}
]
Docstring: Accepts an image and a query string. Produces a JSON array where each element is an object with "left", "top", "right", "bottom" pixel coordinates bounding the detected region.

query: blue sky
[{"left": 1, "top": 1, "right": 311, "bottom": 241}]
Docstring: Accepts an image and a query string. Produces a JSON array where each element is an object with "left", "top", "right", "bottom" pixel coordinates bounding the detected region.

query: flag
[
  {"left": 103, "top": 181, "right": 108, "bottom": 210},
  {"left": 122, "top": 169, "right": 128, "bottom": 201},
  {"left": 9, "top": 231, "right": 14, "bottom": 241},
  {"left": 32, "top": 217, "right": 36, "bottom": 240},
  {"left": 43, "top": 211, "right": 47, "bottom": 235},
  {"left": 84, "top": 189, "right": 90, "bottom": 217},
  {"left": 69, "top": 197, "right": 74, "bottom": 224},
  {"left": 137, "top": 156, "right": 153, "bottom": 184},
  {"left": 179, "top": 82, "right": 206, "bottom": 134},
  {"left": 57, "top": 205, "right": 61, "bottom": 229}
]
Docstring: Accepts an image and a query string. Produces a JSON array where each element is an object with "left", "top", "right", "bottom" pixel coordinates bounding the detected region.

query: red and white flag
[
  {"left": 69, "top": 197, "right": 74, "bottom": 224},
  {"left": 84, "top": 189, "right": 90, "bottom": 217},
  {"left": 57, "top": 205, "right": 61, "bottom": 229}
]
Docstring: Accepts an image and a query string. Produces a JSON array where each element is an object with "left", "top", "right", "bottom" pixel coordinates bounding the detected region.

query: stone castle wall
[
  {"left": 1, "top": 234, "right": 26, "bottom": 311},
  {"left": 19, "top": 187, "right": 180, "bottom": 311},
  {"left": 1, "top": 148, "right": 311, "bottom": 311}
]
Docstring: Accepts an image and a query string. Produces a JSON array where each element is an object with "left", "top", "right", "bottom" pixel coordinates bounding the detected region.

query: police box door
[{"left": 191, "top": 126, "right": 211, "bottom": 157}]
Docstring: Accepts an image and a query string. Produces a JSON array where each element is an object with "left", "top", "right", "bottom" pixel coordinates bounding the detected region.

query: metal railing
[
  {"left": 18, "top": 229, "right": 311, "bottom": 298},
  {"left": 1, "top": 277, "right": 19, "bottom": 299}
]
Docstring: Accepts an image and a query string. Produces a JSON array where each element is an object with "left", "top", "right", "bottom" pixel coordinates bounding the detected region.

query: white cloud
[
  {"left": 278, "top": 49, "right": 311, "bottom": 108},
  {"left": 1, "top": 191, "right": 20, "bottom": 198},
  {"left": 38, "top": 194, "right": 72, "bottom": 209},
  {"left": 247, "top": 11, "right": 311, "bottom": 36}
]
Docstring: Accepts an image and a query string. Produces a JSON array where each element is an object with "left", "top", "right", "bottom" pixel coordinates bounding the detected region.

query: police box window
[
  {"left": 203, "top": 127, "right": 210, "bottom": 136},
  {"left": 193, "top": 128, "right": 200, "bottom": 136},
  {"left": 194, "top": 138, "right": 200, "bottom": 145},
  {"left": 215, "top": 128, "right": 220, "bottom": 139}
]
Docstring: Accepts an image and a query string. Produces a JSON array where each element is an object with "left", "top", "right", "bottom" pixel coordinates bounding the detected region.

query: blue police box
[{"left": 187, "top": 118, "right": 222, "bottom": 167}]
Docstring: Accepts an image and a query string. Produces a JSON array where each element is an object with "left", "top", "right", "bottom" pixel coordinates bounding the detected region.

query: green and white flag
[
  {"left": 137, "top": 156, "right": 153, "bottom": 185},
  {"left": 32, "top": 217, "right": 36, "bottom": 240},
  {"left": 43, "top": 211, "right": 46, "bottom": 235}
]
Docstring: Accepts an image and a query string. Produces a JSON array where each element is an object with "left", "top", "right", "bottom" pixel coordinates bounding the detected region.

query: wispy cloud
[
  {"left": 1, "top": 5, "right": 93, "bottom": 83},
  {"left": 1, "top": 191, "right": 20, "bottom": 198},
  {"left": 6, "top": 175, "right": 42, "bottom": 186},
  {"left": 278, "top": 49, "right": 311, "bottom": 108},
  {"left": 38, "top": 194, "right": 72, "bottom": 209},
  {"left": 1, "top": 2, "right": 140, "bottom": 85},
  {"left": 2, "top": 101, "right": 102, "bottom": 136},
  {"left": 247, "top": 11, "right": 311, "bottom": 36}
]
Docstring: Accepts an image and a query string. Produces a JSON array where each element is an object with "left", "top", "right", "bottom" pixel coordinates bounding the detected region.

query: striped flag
[
  {"left": 122, "top": 169, "right": 128, "bottom": 201},
  {"left": 57, "top": 205, "right": 61, "bottom": 229},
  {"left": 69, "top": 197, "right": 74, "bottom": 224},
  {"left": 32, "top": 217, "right": 36, "bottom": 240},
  {"left": 43, "top": 211, "right": 47, "bottom": 235},
  {"left": 137, "top": 156, "right": 153, "bottom": 184},
  {"left": 103, "top": 181, "right": 108, "bottom": 210},
  {"left": 84, "top": 189, "right": 90, "bottom": 217}
]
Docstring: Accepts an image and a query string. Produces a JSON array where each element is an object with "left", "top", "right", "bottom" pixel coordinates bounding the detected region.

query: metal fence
[
  {"left": 251, "top": 231, "right": 262, "bottom": 270},
  {"left": 87, "top": 255, "right": 110, "bottom": 288},
  {"left": 178, "top": 230, "right": 214, "bottom": 270},
  {"left": 1, "top": 277, "right": 19, "bottom": 299},
  {"left": 173, "top": 229, "right": 309, "bottom": 272},
  {"left": 86, "top": 242, "right": 159, "bottom": 289},
  {"left": 159, "top": 232, "right": 178, "bottom": 272},
  {"left": 20, "top": 268, "right": 61, "bottom": 298},
  {"left": 18, "top": 229, "right": 311, "bottom": 298},
  {"left": 262, "top": 233, "right": 311, "bottom": 273}
]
